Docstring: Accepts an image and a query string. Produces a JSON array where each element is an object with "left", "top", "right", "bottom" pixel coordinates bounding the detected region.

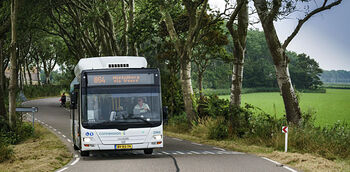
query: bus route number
[{"left": 93, "top": 76, "right": 106, "bottom": 84}]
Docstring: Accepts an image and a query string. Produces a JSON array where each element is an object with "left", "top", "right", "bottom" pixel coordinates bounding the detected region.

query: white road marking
[
  {"left": 186, "top": 152, "right": 193, "bottom": 155},
  {"left": 262, "top": 157, "right": 298, "bottom": 172},
  {"left": 190, "top": 151, "right": 200, "bottom": 154},
  {"left": 156, "top": 153, "right": 162, "bottom": 155},
  {"left": 56, "top": 167, "right": 68, "bottom": 172},
  {"left": 49, "top": 126, "right": 52, "bottom": 129},
  {"left": 172, "top": 138, "right": 183, "bottom": 141},
  {"left": 67, "top": 139, "right": 72, "bottom": 143},
  {"left": 171, "top": 152, "right": 178, "bottom": 155},
  {"left": 62, "top": 135, "right": 66, "bottom": 138},
  {"left": 203, "top": 151, "right": 215, "bottom": 154},
  {"left": 176, "top": 151, "right": 185, "bottom": 155},
  {"left": 58, "top": 131, "right": 62, "bottom": 134},
  {"left": 70, "top": 158, "right": 80, "bottom": 166},
  {"left": 213, "top": 147, "right": 225, "bottom": 151},
  {"left": 261, "top": 157, "right": 281, "bottom": 165},
  {"left": 74, "top": 154, "right": 79, "bottom": 158},
  {"left": 191, "top": 142, "right": 202, "bottom": 146},
  {"left": 161, "top": 151, "right": 169, "bottom": 155},
  {"left": 38, "top": 120, "right": 41, "bottom": 122},
  {"left": 53, "top": 128, "right": 57, "bottom": 131},
  {"left": 283, "top": 166, "right": 298, "bottom": 172}
]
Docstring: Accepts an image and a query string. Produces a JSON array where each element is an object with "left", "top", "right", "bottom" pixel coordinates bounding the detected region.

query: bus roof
[{"left": 74, "top": 56, "right": 147, "bottom": 79}]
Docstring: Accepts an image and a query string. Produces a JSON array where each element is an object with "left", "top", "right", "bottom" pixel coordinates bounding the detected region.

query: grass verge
[
  {"left": 165, "top": 130, "right": 350, "bottom": 172},
  {"left": 0, "top": 123, "right": 72, "bottom": 172}
]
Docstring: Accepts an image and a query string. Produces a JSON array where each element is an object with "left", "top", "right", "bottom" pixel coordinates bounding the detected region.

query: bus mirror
[
  {"left": 70, "top": 92, "right": 78, "bottom": 109},
  {"left": 162, "top": 106, "right": 168, "bottom": 124}
]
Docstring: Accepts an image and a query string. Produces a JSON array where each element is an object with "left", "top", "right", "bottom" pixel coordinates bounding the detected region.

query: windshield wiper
[{"left": 127, "top": 116, "right": 152, "bottom": 125}]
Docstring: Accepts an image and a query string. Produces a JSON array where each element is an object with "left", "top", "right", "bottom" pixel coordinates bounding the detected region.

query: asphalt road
[{"left": 23, "top": 97, "right": 297, "bottom": 172}]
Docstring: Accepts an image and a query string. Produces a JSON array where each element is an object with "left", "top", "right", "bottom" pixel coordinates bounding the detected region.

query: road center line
[
  {"left": 161, "top": 151, "right": 170, "bottom": 154},
  {"left": 190, "top": 151, "right": 200, "bottom": 154},
  {"left": 175, "top": 151, "right": 185, "bottom": 155},
  {"left": 67, "top": 139, "right": 72, "bottom": 143},
  {"left": 70, "top": 158, "right": 80, "bottom": 166},
  {"left": 213, "top": 147, "right": 225, "bottom": 151},
  {"left": 62, "top": 135, "right": 66, "bottom": 138}
]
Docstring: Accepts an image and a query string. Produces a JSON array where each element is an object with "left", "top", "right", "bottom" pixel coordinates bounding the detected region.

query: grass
[
  {"left": 165, "top": 130, "right": 350, "bottom": 172},
  {"left": 0, "top": 123, "right": 72, "bottom": 172},
  {"left": 219, "top": 89, "right": 350, "bottom": 126}
]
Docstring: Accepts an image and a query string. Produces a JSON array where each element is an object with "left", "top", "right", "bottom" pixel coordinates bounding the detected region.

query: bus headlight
[
  {"left": 153, "top": 135, "right": 162, "bottom": 140},
  {"left": 83, "top": 137, "right": 92, "bottom": 142}
]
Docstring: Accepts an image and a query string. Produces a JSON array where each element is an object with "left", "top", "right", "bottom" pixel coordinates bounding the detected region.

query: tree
[
  {"left": 192, "top": 15, "right": 228, "bottom": 100},
  {"left": 0, "top": 0, "right": 10, "bottom": 120},
  {"left": 289, "top": 53, "right": 323, "bottom": 89},
  {"left": 226, "top": 0, "right": 248, "bottom": 107},
  {"left": 8, "top": 0, "right": 19, "bottom": 127},
  {"left": 252, "top": 0, "right": 342, "bottom": 124},
  {"left": 159, "top": 0, "right": 209, "bottom": 122}
]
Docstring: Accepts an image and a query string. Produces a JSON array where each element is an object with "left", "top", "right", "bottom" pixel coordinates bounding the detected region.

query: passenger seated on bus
[{"left": 133, "top": 97, "right": 150, "bottom": 115}]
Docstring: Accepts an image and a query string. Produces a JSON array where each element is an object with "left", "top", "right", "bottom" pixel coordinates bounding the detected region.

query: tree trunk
[
  {"left": 25, "top": 58, "right": 32, "bottom": 85},
  {"left": 254, "top": 1, "right": 302, "bottom": 124},
  {"left": 227, "top": 0, "right": 248, "bottom": 107},
  {"left": 121, "top": 0, "right": 129, "bottom": 55},
  {"left": 18, "top": 63, "right": 23, "bottom": 89},
  {"left": 36, "top": 63, "right": 41, "bottom": 86},
  {"left": 0, "top": 38, "right": 6, "bottom": 120},
  {"left": 127, "top": 0, "right": 138, "bottom": 56},
  {"left": 9, "top": 0, "right": 18, "bottom": 127},
  {"left": 275, "top": 61, "right": 301, "bottom": 123},
  {"left": 230, "top": 56, "right": 244, "bottom": 106},
  {"left": 198, "top": 71, "right": 204, "bottom": 101},
  {"left": 180, "top": 59, "right": 195, "bottom": 122}
]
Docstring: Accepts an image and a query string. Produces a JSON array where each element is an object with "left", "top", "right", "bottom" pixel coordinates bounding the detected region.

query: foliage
[
  {"left": 321, "top": 70, "right": 350, "bottom": 84},
  {"left": 168, "top": 94, "right": 350, "bottom": 159},
  {"left": 22, "top": 85, "right": 67, "bottom": 99},
  {"left": 0, "top": 138, "right": 12, "bottom": 163},
  {"left": 289, "top": 53, "right": 323, "bottom": 89}
]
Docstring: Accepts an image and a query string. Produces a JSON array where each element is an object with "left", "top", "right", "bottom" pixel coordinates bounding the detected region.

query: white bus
[{"left": 70, "top": 56, "right": 166, "bottom": 156}]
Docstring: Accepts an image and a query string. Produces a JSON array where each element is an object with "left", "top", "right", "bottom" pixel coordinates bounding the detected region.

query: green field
[{"left": 220, "top": 89, "right": 350, "bottom": 126}]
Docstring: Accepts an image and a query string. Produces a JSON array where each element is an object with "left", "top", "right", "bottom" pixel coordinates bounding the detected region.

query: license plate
[{"left": 115, "top": 144, "right": 132, "bottom": 149}]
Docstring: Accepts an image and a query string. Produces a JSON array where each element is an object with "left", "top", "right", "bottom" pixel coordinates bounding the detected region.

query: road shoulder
[
  {"left": 165, "top": 131, "right": 349, "bottom": 172},
  {"left": 0, "top": 123, "right": 72, "bottom": 172}
]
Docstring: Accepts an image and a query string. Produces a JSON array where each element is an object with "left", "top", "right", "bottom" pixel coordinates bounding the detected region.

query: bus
[{"left": 70, "top": 56, "right": 166, "bottom": 156}]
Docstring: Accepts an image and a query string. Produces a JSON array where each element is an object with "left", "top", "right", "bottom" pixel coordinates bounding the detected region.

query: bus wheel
[
  {"left": 73, "top": 144, "right": 80, "bottom": 150},
  {"left": 144, "top": 149, "right": 153, "bottom": 154},
  {"left": 80, "top": 151, "right": 89, "bottom": 157}
]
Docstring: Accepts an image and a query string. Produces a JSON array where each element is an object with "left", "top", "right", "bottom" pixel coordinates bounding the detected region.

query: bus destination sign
[{"left": 88, "top": 74, "right": 154, "bottom": 86}]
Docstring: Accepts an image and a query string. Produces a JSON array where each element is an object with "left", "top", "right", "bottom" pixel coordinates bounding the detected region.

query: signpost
[
  {"left": 16, "top": 107, "right": 38, "bottom": 134},
  {"left": 282, "top": 126, "right": 288, "bottom": 152}
]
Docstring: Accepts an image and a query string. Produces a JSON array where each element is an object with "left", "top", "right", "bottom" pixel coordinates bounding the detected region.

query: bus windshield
[{"left": 82, "top": 87, "right": 161, "bottom": 128}]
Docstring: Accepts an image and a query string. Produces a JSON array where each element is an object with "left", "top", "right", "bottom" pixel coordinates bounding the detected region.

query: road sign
[
  {"left": 16, "top": 107, "right": 39, "bottom": 135},
  {"left": 282, "top": 126, "right": 288, "bottom": 133},
  {"left": 282, "top": 126, "right": 288, "bottom": 152},
  {"left": 16, "top": 107, "right": 38, "bottom": 112}
]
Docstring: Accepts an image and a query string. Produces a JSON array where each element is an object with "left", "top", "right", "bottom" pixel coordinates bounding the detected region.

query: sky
[{"left": 209, "top": 0, "right": 350, "bottom": 71}]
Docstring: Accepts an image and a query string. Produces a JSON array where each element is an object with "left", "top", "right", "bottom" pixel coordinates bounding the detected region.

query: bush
[
  {"left": 166, "top": 112, "right": 191, "bottom": 132},
  {"left": 23, "top": 85, "right": 67, "bottom": 99},
  {"left": 168, "top": 95, "right": 350, "bottom": 160},
  {"left": 0, "top": 139, "right": 13, "bottom": 163}
]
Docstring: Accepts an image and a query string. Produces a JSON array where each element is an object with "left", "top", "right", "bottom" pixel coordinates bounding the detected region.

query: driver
[{"left": 133, "top": 97, "right": 150, "bottom": 115}]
